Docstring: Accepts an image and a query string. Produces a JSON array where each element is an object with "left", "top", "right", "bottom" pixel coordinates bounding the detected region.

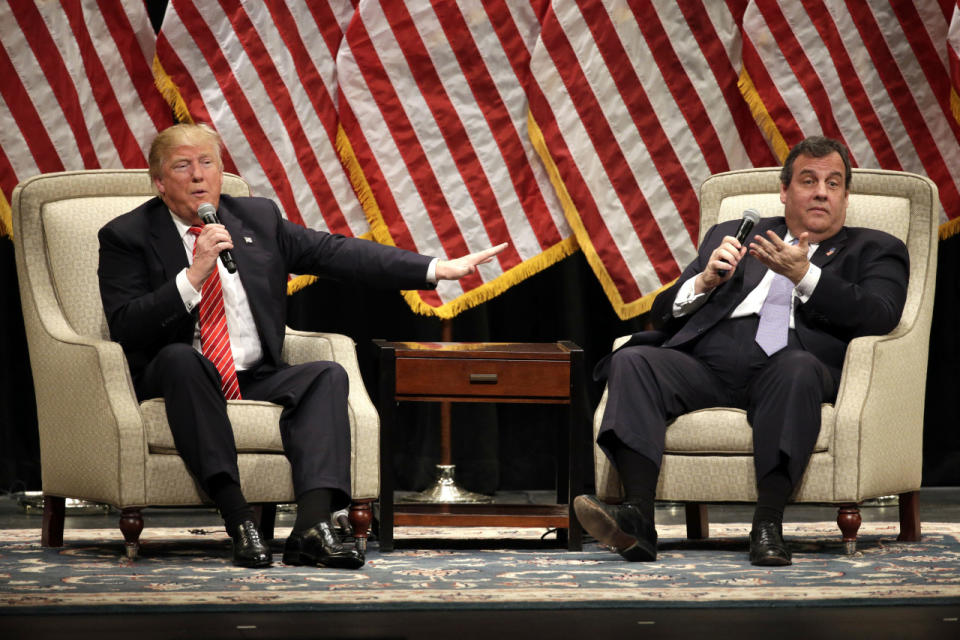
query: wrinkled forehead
[{"left": 160, "top": 143, "right": 222, "bottom": 172}]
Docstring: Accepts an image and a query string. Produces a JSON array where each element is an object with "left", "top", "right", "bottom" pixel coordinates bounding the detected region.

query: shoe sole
[
  {"left": 235, "top": 556, "right": 272, "bottom": 568},
  {"left": 750, "top": 554, "right": 792, "bottom": 567},
  {"left": 574, "top": 496, "right": 656, "bottom": 562}
]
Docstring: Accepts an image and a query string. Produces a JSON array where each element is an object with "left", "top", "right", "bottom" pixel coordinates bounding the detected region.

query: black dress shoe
[
  {"left": 230, "top": 520, "right": 272, "bottom": 568},
  {"left": 750, "top": 520, "right": 792, "bottom": 566},
  {"left": 283, "top": 521, "right": 365, "bottom": 569},
  {"left": 574, "top": 494, "right": 657, "bottom": 561}
]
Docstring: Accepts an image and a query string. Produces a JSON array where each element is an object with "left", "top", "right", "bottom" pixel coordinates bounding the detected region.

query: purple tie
[{"left": 755, "top": 272, "right": 794, "bottom": 356}]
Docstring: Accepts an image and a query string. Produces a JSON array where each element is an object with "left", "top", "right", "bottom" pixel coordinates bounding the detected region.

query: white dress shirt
[
  {"left": 672, "top": 232, "right": 821, "bottom": 327},
  {"left": 171, "top": 213, "right": 262, "bottom": 370}
]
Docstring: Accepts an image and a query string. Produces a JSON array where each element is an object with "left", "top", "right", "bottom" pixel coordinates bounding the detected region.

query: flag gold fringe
[
  {"left": 335, "top": 120, "right": 577, "bottom": 318},
  {"left": 527, "top": 110, "right": 669, "bottom": 320},
  {"left": 1, "top": 190, "right": 12, "bottom": 239},
  {"left": 951, "top": 87, "right": 960, "bottom": 130},
  {"left": 153, "top": 55, "right": 193, "bottom": 124},
  {"left": 738, "top": 68, "right": 789, "bottom": 163},
  {"left": 287, "top": 274, "right": 318, "bottom": 295},
  {"left": 940, "top": 216, "right": 960, "bottom": 240}
]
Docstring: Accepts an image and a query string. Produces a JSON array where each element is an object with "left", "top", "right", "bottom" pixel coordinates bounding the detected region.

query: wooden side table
[{"left": 374, "top": 341, "right": 587, "bottom": 551}]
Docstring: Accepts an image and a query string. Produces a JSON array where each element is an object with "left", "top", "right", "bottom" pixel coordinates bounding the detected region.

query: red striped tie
[{"left": 188, "top": 226, "right": 241, "bottom": 400}]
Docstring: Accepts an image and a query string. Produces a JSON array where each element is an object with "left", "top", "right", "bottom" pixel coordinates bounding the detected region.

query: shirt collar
[{"left": 169, "top": 210, "right": 195, "bottom": 240}]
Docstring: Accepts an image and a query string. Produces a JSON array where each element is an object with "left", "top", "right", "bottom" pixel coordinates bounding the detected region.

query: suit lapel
[
  {"left": 811, "top": 227, "right": 848, "bottom": 268},
  {"left": 146, "top": 200, "right": 189, "bottom": 277}
]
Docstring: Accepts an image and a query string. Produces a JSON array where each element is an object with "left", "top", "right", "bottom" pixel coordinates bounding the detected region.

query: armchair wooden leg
[
  {"left": 41, "top": 495, "right": 65, "bottom": 547},
  {"left": 349, "top": 500, "right": 374, "bottom": 552},
  {"left": 119, "top": 508, "right": 144, "bottom": 560},
  {"left": 685, "top": 503, "right": 709, "bottom": 539},
  {"left": 253, "top": 504, "right": 277, "bottom": 542},
  {"left": 837, "top": 503, "right": 861, "bottom": 555},
  {"left": 897, "top": 490, "right": 921, "bottom": 542}
]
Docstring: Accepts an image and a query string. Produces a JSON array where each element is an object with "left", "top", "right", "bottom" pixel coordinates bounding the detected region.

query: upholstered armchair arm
[
  {"left": 831, "top": 323, "right": 927, "bottom": 499},
  {"left": 282, "top": 329, "right": 380, "bottom": 499},
  {"left": 24, "top": 319, "right": 147, "bottom": 507}
]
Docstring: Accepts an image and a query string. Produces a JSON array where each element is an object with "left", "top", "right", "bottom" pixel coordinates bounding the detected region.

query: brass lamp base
[{"left": 400, "top": 464, "right": 493, "bottom": 504}]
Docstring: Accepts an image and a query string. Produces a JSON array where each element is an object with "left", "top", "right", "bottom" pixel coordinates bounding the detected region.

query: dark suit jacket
[
  {"left": 98, "top": 194, "right": 435, "bottom": 380},
  {"left": 595, "top": 216, "right": 909, "bottom": 380}
]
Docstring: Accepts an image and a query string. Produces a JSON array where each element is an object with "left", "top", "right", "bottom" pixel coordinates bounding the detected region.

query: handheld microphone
[
  {"left": 734, "top": 208, "right": 761, "bottom": 244},
  {"left": 718, "top": 208, "right": 761, "bottom": 275},
  {"left": 197, "top": 203, "right": 237, "bottom": 274}
]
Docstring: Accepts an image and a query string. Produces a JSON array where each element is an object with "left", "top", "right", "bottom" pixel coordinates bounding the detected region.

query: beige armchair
[
  {"left": 12, "top": 169, "right": 380, "bottom": 558},
  {"left": 593, "top": 168, "right": 938, "bottom": 552}
]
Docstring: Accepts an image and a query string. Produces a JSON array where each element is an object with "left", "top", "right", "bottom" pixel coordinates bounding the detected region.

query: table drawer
[{"left": 394, "top": 357, "right": 570, "bottom": 398}]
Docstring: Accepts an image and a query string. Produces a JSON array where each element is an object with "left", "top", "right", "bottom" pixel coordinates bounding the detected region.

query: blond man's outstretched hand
[{"left": 435, "top": 243, "right": 509, "bottom": 280}]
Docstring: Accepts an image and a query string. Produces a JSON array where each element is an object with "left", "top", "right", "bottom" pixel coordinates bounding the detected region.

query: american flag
[
  {"left": 336, "top": 0, "right": 574, "bottom": 316},
  {"left": 6, "top": 1, "right": 960, "bottom": 318},
  {"left": 527, "top": 0, "right": 777, "bottom": 319},
  {"left": 155, "top": 0, "right": 369, "bottom": 236},
  {"left": 0, "top": 1, "right": 172, "bottom": 237},
  {"left": 741, "top": 0, "right": 960, "bottom": 222}
]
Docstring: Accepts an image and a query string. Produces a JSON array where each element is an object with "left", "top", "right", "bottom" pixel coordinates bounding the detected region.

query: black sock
[
  {"left": 293, "top": 488, "right": 333, "bottom": 533},
  {"left": 753, "top": 464, "right": 793, "bottom": 530},
  {"left": 207, "top": 473, "right": 253, "bottom": 534},
  {"left": 612, "top": 444, "right": 659, "bottom": 523}
]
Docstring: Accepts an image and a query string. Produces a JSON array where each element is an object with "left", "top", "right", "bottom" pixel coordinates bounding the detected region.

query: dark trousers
[
  {"left": 597, "top": 317, "right": 838, "bottom": 485},
  {"left": 136, "top": 343, "right": 351, "bottom": 510}
]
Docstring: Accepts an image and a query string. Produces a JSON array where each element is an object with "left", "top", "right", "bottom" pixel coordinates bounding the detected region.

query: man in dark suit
[
  {"left": 574, "top": 136, "right": 909, "bottom": 566},
  {"left": 98, "top": 123, "right": 506, "bottom": 569}
]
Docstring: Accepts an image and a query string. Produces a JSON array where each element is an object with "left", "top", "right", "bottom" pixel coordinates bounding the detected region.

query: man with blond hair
[{"left": 98, "top": 123, "right": 505, "bottom": 568}]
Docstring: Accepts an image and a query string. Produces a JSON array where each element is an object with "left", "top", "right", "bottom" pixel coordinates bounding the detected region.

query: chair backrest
[
  {"left": 698, "top": 167, "right": 939, "bottom": 333},
  {"left": 13, "top": 169, "right": 250, "bottom": 341}
]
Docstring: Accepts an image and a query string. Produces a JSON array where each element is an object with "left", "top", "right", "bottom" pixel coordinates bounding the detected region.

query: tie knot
[{"left": 188, "top": 225, "right": 202, "bottom": 237}]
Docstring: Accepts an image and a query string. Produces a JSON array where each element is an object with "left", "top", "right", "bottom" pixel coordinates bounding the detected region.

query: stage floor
[{"left": 2, "top": 488, "right": 959, "bottom": 640}]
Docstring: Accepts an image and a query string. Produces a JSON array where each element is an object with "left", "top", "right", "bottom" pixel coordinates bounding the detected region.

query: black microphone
[
  {"left": 718, "top": 208, "right": 761, "bottom": 275},
  {"left": 197, "top": 203, "right": 237, "bottom": 274},
  {"left": 734, "top": 208, "right": 761, "bottom": 244}
]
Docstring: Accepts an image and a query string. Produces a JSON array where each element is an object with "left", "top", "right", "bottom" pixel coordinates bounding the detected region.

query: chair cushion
[
  {"left": 142, "top": 399, "right": 285, "bottom": 453},
  {"left": 664, "top": 405, "right": 834, "bottom": 454}
]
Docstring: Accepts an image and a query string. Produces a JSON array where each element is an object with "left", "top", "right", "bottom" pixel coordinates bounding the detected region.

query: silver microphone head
[
  {"left": 197, "top": 203, "right": 217, "bottom": 225},
  {"left": 742, "top": 208, "right": 761, "bottom": 224}
]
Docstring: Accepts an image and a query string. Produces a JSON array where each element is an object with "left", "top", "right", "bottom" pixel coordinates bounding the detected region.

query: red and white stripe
[
  {"left": 742, "top": 0, "right": 960, "bottom": 222},
  {"left": 527, "top": 0, "right": 776, "bottom": 319},
  {"left": 156, "top": 0, "right": 368, "bottom": 235},
  {"left": 947, "top": 1, "right": 960, "bottom": 116},
  {"left": 336, "top": 0, "right": 572, "bottom": 315},
  {"left": 0, "top": 1, "right": 172, "bottom": 202}
]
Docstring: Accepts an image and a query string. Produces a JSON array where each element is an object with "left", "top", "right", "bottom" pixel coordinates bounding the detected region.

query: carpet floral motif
[{"left": 1, "top": 522, "right": 959, "bottom": 612}]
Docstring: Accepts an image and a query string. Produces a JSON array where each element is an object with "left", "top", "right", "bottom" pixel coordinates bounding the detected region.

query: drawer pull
[{"left": 469, "top": 373, "right": 498, "bottom": 384}]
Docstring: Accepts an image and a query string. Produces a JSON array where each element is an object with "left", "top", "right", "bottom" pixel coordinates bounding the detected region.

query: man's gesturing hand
[
  {"left": 435, "top": 243, "right": 509, "bottom": 280},
  {"left": 749, "top": 231, "right": 810, "bottom": 284}
]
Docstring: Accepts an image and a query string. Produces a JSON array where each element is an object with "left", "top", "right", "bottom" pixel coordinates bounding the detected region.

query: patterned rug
[{"left": 2, "top": 522, "right": 959, "bottom": 613}]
